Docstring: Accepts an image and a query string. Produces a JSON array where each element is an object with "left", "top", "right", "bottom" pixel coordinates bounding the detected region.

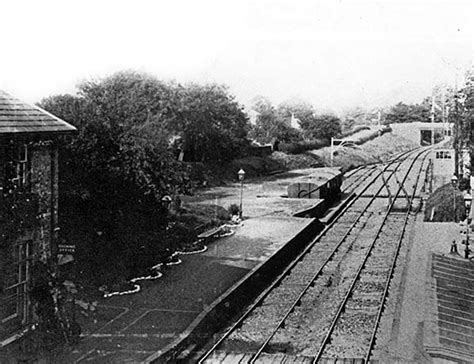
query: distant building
[
  {"left": 0, "top": 90, "right": 76, "bottom": 346},
  {"left": 391, "top": 122, "right": 453, "bottom": 146},
  {"left": 290, "top": 113, "right": 301, "bottom": 129},
  {"left": 432, "top": 148, "right": 455, "bottom": 187},
  {"left": 246, "top": 109, "right": 259, "bottom": 126},
  {"left": 431, "top": 147, "right": 470, "bottom": 188}
]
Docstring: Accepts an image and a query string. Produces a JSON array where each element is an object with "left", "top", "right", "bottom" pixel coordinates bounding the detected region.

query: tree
[
  {"left": 341, "top": 107, "right": 371, "bottom": 131},
  {"left": 385, "top": 102, "right": 430, "bottom": 124},
  {"left": 250, "top": 96, "right": 277, "bottom": 133},
  {"left": 39, "top": 72, "right": 194, "bottom": 285},
  {"left": 248, "top": 96, "right": 291, "bottom": 142},
  {"left": 276, "top": 98, "right": 314, "bottom": 130},
  {"left": 39, "top": 71, "right": 252, "bottom": 285},
  {"left": 39, "top": 72, "right": 186, "bottom": 204},
  {"left": 301, "top": 114, "right": 342, "bottom": 141},
  {"left": 170, "top": 83, "right": 250, "bottom": 163}
]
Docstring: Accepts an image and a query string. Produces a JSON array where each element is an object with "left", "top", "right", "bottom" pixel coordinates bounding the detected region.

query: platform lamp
[
  {"left": 451, "top": 175, "right": 458, "bottom": 222},
  {"left": 463, "top": 192, "right": 472, "bottom": 259},
  {"left": 238, "top": 169, "right": 246, "bottom": 219},
  {"left": 161, "top": 195, "right": 172, "bottom": 211}
]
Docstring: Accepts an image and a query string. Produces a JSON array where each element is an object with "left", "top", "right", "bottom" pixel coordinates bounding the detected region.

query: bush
[
  {"left": 230, "top": 156, "right": 284, "bottom": 178},
  {"left": 279, "top": 139, "right": 328, "bottom": 154},
  {"left": 340, "top": 125, "right": 370, "bottom": 138},
  {"left": 228, "top": 203, "right": 240, "bottom": 216},
  {"left": 424, "top": 184, "right": 466, "bottom": 222},
  {"left": 459, "top": 177, "right": 471, "bottom": 191},
  {"left": 269, "top": 151, "right": 322, "bottom": 170}
]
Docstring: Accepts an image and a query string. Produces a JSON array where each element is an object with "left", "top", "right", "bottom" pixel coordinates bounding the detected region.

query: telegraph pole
[
  {"left": 431, "top": 94, "right": 436, "bottom": 145},
  {"left": 377, "top": 110, "right": 382, "bottom": 136}
]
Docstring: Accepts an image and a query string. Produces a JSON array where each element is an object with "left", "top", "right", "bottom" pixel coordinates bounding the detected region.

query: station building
[
  {"left": 432, "top": 148, "right": 455, "bottom": 187},
  {"left": 0, "top": 90, "right": 75, "bottom": 346}
]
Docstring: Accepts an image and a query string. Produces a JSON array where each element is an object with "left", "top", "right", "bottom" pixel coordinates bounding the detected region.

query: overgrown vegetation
[
  {"left": 39, "top": 71, "right": 249, "bottom": 287},
  {"left": 308, "top": 132, "right": 417, "bottom": 172},
  {"left": 384, "top": 102, "right": 431, "bottom": 124},
  {"left": 0, "top": 193, "right": 38, "bottom": 291},
  {"left": 279, "top": 139, "right": 327, "bottom": 155},
  {"left": 248, "top": 96, "right": 342, "bottom": 147},
  {"left": 0, "top": 167, "right": 82, "bottom": 354},
  {"left": 37, "top": 71, "right": 439, "bottom": 291},
  {"left": 424, "top": 182, "right": 469, "bottom": 222}
]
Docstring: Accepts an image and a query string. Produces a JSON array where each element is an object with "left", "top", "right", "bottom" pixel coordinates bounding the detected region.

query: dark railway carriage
[
  {"left": 318, "top": 172, "right": 342, "bottom": 202},
  {"left": 287, "top": 168, "right": 342, "bottom": 204}
]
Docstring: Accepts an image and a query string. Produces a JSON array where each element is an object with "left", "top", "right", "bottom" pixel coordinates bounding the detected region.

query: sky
[{"left": 0, "top": 0, "right": 472, "bottom": 113}]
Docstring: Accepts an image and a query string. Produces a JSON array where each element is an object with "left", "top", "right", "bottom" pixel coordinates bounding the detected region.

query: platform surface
[{"left": 49, "top": 172, "right": 318, "bottom": 363}]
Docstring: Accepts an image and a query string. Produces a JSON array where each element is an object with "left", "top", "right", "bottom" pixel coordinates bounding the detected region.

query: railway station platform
[
  {"left": 53, "top": 217, "right": 315, "bottom": 363},
  {"left": 384, "top": 220, "right": 474, "bottom": 363},
  {"left": 36, "top": 170, "right": 330, "bottom": 363}
]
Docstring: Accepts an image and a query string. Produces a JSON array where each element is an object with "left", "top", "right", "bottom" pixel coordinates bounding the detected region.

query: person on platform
[{"left": 450, "top": 240, "right": 458, "bottom": 254}]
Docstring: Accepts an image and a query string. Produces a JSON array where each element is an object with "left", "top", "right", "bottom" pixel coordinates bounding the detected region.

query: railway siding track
[
  {"left": 315, "top": 151, "right": 430, "bottom": 362},
  {"left": 199, "top": 148, "right": 431, "bottom": 363}
]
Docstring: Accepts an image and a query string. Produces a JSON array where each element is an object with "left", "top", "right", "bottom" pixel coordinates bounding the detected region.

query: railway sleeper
[
  {"left": 354, "top": 281, "right": 386, "bottom": 292},
  {"left": 358, "top": 271, "right": 390, "bottom": 280},
  {"left": 361, "top": 264, "right": 391, "bottom": 272},
  {"left": 345, "top": 302, "right": 381, "bottom": 314},
  {"left": 319, "top": 357, "right": 378, "bottom": 364}
]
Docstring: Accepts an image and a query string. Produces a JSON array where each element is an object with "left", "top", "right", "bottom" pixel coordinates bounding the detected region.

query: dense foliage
[
  {"left": 424, "top": 183, "right": 467, "bottom": 222},
  {"left": 0, "top": 193, "right": 38, "bottom": 292},
  {"left": 170, "top": 84, "right": 249, "bottom": 162},
  {"left": 384, "top": 102, "right": 431, "bottom": 124},
  {"left": 301, "top": 114, "right": 342, "bottom": 141},
  {"left": 248, "top": 96, "right": 342, "bottom": 147},
  {"left": 248, "top": 96, "right": 302, "bottom": 143},
  {"left": 39, "top": 71, "right": 250, "bottom": 285}
]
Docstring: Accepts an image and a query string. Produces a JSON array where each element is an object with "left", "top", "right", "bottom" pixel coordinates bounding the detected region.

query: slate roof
[{"left": 0, "top": 90, "right": 76, "bottom": 135}]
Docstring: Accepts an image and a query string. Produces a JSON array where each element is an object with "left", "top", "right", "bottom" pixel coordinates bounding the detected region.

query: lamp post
[
  {"left": 463, "top": 193, "right": 472, "bottom": 259},
  {"left": 451, "top": 175, "right": 458, "bottom": 222},
  {"left": 238, "top": 169, "right": 245, "bottom": 219},
  {"left": 161, "top": 195, "right": 172, "bottom": 211}
]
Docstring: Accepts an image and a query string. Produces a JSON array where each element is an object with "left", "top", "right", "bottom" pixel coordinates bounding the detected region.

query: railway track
[
  {"left": 341, "top": 165, "right": 378, "bottom": 194},
  {"left": 197, "top": 148, "right": 431, "bottom": 363},
  {"left": 341, "top": 148, "right": 415, "bottom": 195}
]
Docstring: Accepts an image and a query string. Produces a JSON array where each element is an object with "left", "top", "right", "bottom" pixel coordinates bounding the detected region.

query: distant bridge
[{"left": 391, "top": 122, "right": 453, "bottom": 145}]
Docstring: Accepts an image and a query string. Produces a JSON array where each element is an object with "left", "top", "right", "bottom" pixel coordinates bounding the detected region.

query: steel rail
[
  {"left": 246, "top": 153, "right": 417, "bottom": 364},
  {"left": 199, "top": 150, "right": 417, "bottom": 363},
  {"left": 343, "top": 165, "right": 364, "bottom": 178},
  {"left": 343, "top": 148, "right": 417, "bottom": 195},
  {"left": 342, "top": 166, "right": 377, "bottom": 194},
  {"left": 312, "top": 149, "right": 429, "bottom": 362},
  {"left": 342, "top": 148, "right": 415, "bottom": 195},
  {"left": 363, "top": 151, "right": 430, "bottom": 362},
  {"left": 197, "top": 149, "right": 423, "bottom": 364},
  {"left": 197, "top": 153, "right": 411, "bottom": 363}
]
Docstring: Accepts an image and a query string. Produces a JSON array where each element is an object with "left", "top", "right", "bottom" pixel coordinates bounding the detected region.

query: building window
[
  {"left": 1, "top": 240, "right": 32, "bottom": 324},
  {"left": 12, "top": 144, "right": 29, "bottom": 189},
  {"left": 436, "top": 151, "right": 452, "bottom": 159},
  {"left": 2, "top": 144, "right": 30, "bottom": 193}
]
